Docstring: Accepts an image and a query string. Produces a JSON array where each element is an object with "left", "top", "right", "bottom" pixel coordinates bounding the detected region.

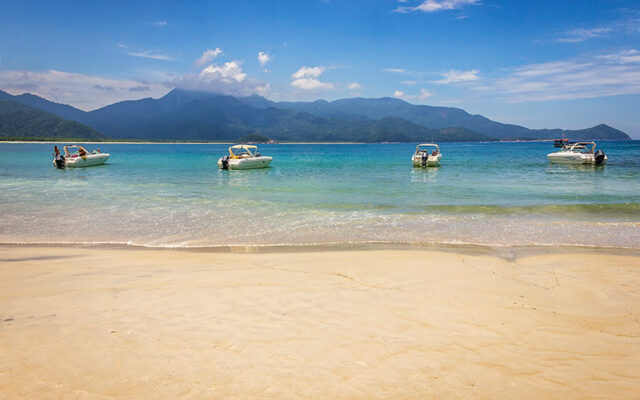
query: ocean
[{"left": 1, "top": 141, "right": 638, "bottom": 248}]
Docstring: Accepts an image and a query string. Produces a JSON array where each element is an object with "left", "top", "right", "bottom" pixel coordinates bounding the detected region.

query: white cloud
[
  {"left": 0, "top": 48, "right": 274, "bottom": 111},
  {"left": 417, "top": 88, "right": 432, "bottom": 99},
  {"left": 598, "top": 49, "right": 640, "bottom": 64},
  {"left": 149, "top": 21, "right": 168, "bottom": 26},
  {"left": 118, "top": 44, "right": 174, "bottom": 61},
  {"left": 348, "top": 82, "right": 361, "bottom": 91},
  {"left": 255, "top": 83, "right": 271, "bottom": 97},
  {"left": 200, "top": 61, "right": 246, "bottom": 83},
  {"left": 175, "top": 59, "right": 270, "bottom": 97},
  {"left": 0, "top": 70, "right": 170, "bottom": 110},
  {"left": 291, "top": 66, "right": 333, "bottom": 90},
  {"left": 556, "top": 27, "right": 611, "bottom": 43},
  {"left": 126, "top": 50, "right": 174, "bottom": 61},
  {"left": 487, "top": 49, "right": 640, "bottom": 102},
  {"left": 553, "top": 13, "right": 640, "bottom": 44},
  {"left": 622, "top": 15, "right": 640, "bottom": 34},
  {"left": 384, "top": 67, "right": 428, "bottom": 77},
  {"left": 393, "top": 88, "right": 432, "bottom": 100},
  {"left": 401, "top": 80, "right": 427, "bottom": 85},
  {"left": 384, "top": 68, "right": 408, "bottom": 73},
  {"left": 258, "top": 51, "right": 272, "bottom": 67},
  {"left": 395, "top": 0, "right": 480, "bottom": 13},
  {"left": 291, "top": 78, "right": 333, "bottom": 90},
  {"left": 432, "top": 69, "right": 479, "bottom": 84},
  {"left": 292, "top": 66, "right": 324, "bottom": 79},
  {"left": 196, "top": 48, "right": 223, "bottom": 67}
]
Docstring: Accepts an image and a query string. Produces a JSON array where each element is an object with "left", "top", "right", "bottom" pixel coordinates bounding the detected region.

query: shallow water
[{"left": 1, "top": 141, "right": 638, "bottom": 248}]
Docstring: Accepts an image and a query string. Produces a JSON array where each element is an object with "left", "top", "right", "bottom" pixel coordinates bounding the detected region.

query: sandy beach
[{"left": 1, "top": 244, "right": 639, "bottom": 399}]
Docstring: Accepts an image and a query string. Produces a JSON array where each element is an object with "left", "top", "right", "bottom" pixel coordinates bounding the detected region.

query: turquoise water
[{"left": 1, "top": 141, "right": 639, "bottom": 248}]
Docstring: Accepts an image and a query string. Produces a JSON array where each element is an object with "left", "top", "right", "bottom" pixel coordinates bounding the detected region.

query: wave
[
  {"left": 1, "top": 238, "right": 639, "bottom": 251},
  {"left": 420, "top": 203, "right": 640, "bottom": 217}
]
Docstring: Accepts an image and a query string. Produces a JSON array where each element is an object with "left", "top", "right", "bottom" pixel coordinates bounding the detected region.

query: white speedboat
[
  {"left": 547, "top": 141, "right": 607, "bottom": 165},
  {"left": 53, "top": 145, "right": 109, "bottom": 168},
  {"left": 218, "top": 144, "right": 272, "bottom": 170},
  {"left": 412, "top": 143, "right": 442, "bottom": 167}
]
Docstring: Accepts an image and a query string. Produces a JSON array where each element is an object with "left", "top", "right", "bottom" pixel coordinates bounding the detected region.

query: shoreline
[
  {"left": 2, "top": 240, "right": 640, "bottom": 255},
  {"left": 0, "top": 140, "right": 367, "bottom": 145},
  {"left": 2, "top": 139, "right": 635, "bottom": 145},
  {"left": 1, "top": 244, "right": 639, "bottom": 399}
]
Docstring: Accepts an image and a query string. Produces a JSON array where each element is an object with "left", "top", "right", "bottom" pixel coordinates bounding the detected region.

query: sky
[{"left": 1, "top": 0, "right": 640, "bottom": 137}]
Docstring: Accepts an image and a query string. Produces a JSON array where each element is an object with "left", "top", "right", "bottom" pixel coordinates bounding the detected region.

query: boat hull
[
  {"left": 412, "top": 154, "right": 442, "bottom": 167},
  {"left": 52, "top": 153, "right": 110, "bottom": 168},
  {"left": 218, "top": 156, "right": 272, "bottom": 170},
  {"left": 547, "top": 153, "right": 607, "bottom": 165}
]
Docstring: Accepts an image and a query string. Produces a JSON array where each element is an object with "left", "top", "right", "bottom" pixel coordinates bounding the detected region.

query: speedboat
[
  {"left": 52, "top": 145, "right": 109, "bottom": 168},
  {"left": 411, "top": 143, "right": 442, "bottom": 167},
  {"left": 547, "top": 141, "right": 607, "bottom": 165},
  {"left": 218, "top": 144, "right": 272, "bottom": 170}
]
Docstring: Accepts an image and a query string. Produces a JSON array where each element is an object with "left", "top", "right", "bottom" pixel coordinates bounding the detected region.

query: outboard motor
[
  {"left": 220, "top": 155, "right": 230, "bottom": 169},
  {"left": 421, "top": 153, "right": 428, "bottom": 167},
  {"left": 594, "top": 149, "right": 606, "bottom": 165},
  {"left": 54, "top": 154, "right": 66, "bottom": 169}
]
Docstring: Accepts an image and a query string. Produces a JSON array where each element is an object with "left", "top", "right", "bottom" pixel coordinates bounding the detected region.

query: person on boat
[
  {"left": 78, "top": 147, "right": 87, "bottom": 157},
  {"left": 53, "top": 145, "right": 60, "bottom": 157}
]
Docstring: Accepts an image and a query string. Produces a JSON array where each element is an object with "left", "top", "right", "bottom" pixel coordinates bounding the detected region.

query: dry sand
[{"left": 0, "top": 244, "right": 639, "bottom": 399}]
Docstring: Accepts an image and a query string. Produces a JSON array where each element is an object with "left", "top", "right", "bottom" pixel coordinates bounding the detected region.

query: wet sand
[{"left": 1, "top": 245, "right": 639, "bottom": 399}]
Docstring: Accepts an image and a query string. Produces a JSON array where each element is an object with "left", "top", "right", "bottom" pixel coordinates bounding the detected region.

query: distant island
[
  {"left": 0, "top": 89, "right": 632, "bottom": 143},
  {"left": 237, "top": 133, "right": 275, "bottom": 144}
]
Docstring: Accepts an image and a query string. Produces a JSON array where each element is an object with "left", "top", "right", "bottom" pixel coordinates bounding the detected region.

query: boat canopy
[
  {"left": 228, "top": 144, "right": 259, "bottom": 158},
  {"left": 566, "top": 142, "right": 596, "bottom": 153},
  {"left": 415, "top": 143, "right": 440, "bottom": 153}
]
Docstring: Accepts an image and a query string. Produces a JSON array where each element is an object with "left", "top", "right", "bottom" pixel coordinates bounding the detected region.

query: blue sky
[{"left": 1, "top": 0, "right": 640, "bottom": 137}]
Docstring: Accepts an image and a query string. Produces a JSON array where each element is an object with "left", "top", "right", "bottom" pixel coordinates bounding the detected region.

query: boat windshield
[
  {"left": 229, "top": 145, "right": 256, "bottom": 158},
  {"left": 63, "top": 145, "right": 89, "bottom": 156},
  {"left": 416, "top": 145, "right": 439, "bottom": 154},
  {"left": 567, "top": 142, "right": 595, "bottom": 153}
]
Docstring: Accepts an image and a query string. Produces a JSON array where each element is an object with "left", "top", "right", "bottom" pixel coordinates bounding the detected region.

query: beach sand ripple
[{"left": 0, "top": 245, "right": 639, "bottom": 399}]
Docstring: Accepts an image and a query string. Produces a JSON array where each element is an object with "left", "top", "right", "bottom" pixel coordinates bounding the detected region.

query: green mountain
[
  {"left": 505, "top": 124, "right": 632, "bottom": 141},
  {"left": 335, "top": 117, "right": 493, "bottom": 142},
  {"left": 80, "top": 93, "right": 491, "bottom": 142},
  {"left": 276, "top": 97, "right": 632, "bottom": 140},
  {"left": 0, "top": 100, "right": 106, "bottom": 140},
  {"left": 0, "top": 89, "right": 631, "bottom": 142}
]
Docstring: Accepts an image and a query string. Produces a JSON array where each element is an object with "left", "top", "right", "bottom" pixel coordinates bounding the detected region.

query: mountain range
[
  {"left": 0, "top": 88, "right": 631, "bottom": 142},
  {"left": 0, "top": 100, "right": 105, "bottom": 140}
]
